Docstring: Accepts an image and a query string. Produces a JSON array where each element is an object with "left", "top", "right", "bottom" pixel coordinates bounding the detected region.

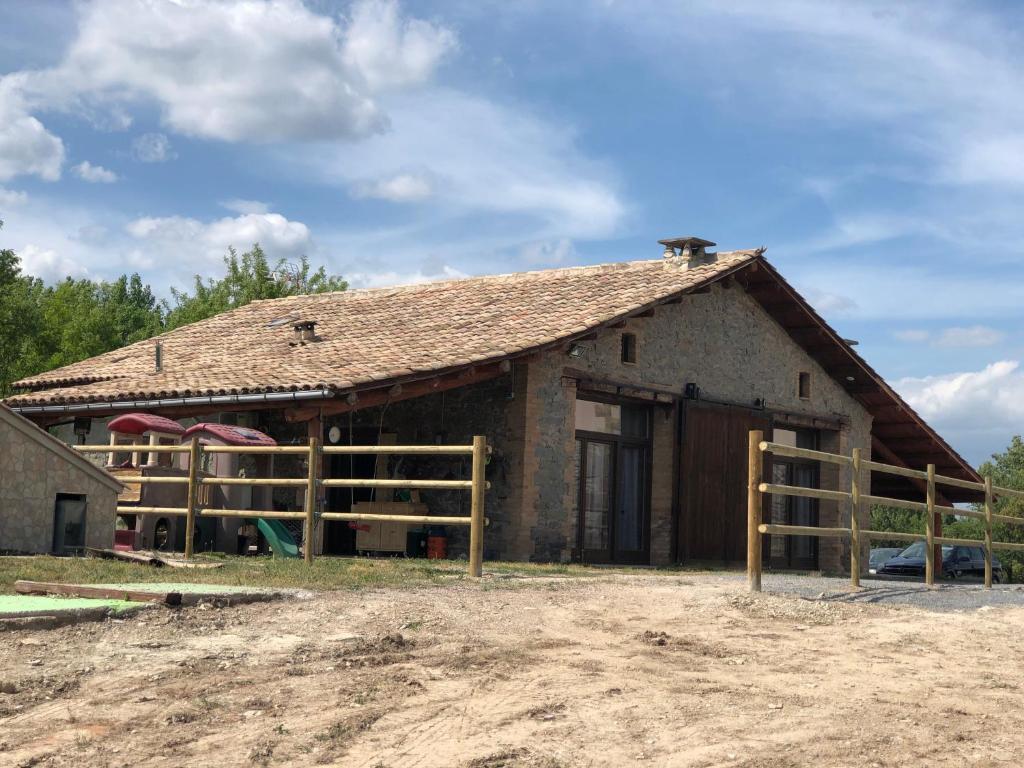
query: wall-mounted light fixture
[{"left": 567, "top": 343, "right": 586, "bottom": 359}]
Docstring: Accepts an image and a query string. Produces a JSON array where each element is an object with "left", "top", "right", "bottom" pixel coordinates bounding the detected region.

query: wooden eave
[{"left": 733, "top": 259, "right": 982, "bottom": 503}]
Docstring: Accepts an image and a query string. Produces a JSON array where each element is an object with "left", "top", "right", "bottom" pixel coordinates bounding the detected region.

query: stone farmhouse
[{"left": 4, "top": 237, "right": 980, "bottom": 571}]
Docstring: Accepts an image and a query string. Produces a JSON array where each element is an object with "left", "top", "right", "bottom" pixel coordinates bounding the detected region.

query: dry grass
[{"left": 0, "top": 553, "right": 688, "bottom": 594}]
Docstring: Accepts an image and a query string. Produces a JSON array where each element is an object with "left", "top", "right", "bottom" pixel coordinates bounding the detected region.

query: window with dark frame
[
  {"left": 798, "top": 371, "right": 811, "bottom": 400},
  {"left": 621, "top": 332, "right": 637, "bottom": 364}
]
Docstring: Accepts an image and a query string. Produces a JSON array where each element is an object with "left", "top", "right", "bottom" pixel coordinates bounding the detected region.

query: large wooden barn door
[{"left": 677, "top": 401, "right": 769, "bottom": 564}]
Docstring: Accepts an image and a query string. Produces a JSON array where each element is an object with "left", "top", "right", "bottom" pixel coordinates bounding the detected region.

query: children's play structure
[
  {"left": 105, "top": 415, "right": 300, "bottom": 557},
  {"left": 83, "top": 413, "right": 488, "bottom": 575}
]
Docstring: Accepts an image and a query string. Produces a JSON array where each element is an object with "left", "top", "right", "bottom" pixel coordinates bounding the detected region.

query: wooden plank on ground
[
  {"left": 154, "top": 555, "right": 223, "bottom": 569},
  {"left": 14, "top": 580, "right": 182, "bottom": 606},
  {"left": 86, "top": 547, "right": 162, "bottom": 566}
]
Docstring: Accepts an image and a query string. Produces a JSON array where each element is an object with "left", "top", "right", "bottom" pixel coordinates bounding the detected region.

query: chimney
[
  {"left": 154, "top": 341, "right": 163, "bottom": 372},
  {"left": 658, "top": 236, "right": 717, "bottom": 269},
  {"left": 292, "top": 320, "right": 318, "bottom": 345}
]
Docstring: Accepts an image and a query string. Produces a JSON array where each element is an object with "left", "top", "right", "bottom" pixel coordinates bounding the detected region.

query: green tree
[
  {"left": 1, "top": 235, "right": 346, "bottom": 396},
  {"left": 164, "top": 245, "right": 347, "bottom": 329},
  {"left": 0, "top": 221, "right": 44, "bottom": 396},
  {"left": 974, "top": 437, "right": 1024, "bottom": 581},
  {"left": 869, "top": 504, "right": 923, "bottom": 547}
]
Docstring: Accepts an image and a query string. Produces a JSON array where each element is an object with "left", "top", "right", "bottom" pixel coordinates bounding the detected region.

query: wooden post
[
  {"left": 984, "top": 476, "right": 994, "bottom": 589},
  {"left": 850, "top": 447, "right": 861, "bottom": 589},
  {"left": 183, "top": 436, "right": 200, "bottom": 559},
  {"left": 304, "top": 436, "right": 319, "bottom": 565},
  {"left": 469, "top": 435, "right": 486, "bottom": 578},
  {"left": 925, "top": 464, "right": 936, "bottom": 586},
  {"left": 747, "top": 430, "right": 764, "bottom": 593},
  {"left": 107, "top": 433, "right": 117, "bottom": 467}
]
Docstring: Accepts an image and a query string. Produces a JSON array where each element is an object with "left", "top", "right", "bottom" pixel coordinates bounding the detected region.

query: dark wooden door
[{"left": 678, "top": 402, "right": 769, "bottom": 564}]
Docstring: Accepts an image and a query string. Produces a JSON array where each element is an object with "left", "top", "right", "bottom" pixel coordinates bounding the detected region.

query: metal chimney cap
[{"left": 657, "top": 236, "right": 717, "bottom": 250}]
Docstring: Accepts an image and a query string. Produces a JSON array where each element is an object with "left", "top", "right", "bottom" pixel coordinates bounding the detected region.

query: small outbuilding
[{"left": 0, "top": 403, "right": 122, "bottom": 554}]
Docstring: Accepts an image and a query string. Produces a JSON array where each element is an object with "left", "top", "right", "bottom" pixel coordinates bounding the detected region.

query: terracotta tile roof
[{"left": 7, "top": 251, "right": 757, "bottom": 406}]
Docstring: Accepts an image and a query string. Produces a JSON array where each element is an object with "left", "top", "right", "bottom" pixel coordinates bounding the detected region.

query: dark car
[
  {"left": 877, "top": 541, "right": 1004, "bottom": 582},
  {"left": 868, "top": 547, "right": 904, "bottom": 574}
]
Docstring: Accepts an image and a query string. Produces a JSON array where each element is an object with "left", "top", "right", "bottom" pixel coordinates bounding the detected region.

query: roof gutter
[{"left": 8, "top": 388, "right": 335, "bottom": 416}]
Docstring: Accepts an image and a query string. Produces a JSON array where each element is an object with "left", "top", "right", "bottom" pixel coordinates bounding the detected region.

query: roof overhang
[{"left": 731, "top": 259, "right": 982, "bottom": 503}]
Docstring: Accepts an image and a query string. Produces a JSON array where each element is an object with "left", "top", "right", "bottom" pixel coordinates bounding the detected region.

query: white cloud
[
  {"left": 351, "top": 172, "right": 433, "bottom": 202},
  {"left": 345, "top": 262, "right": 467, "bottom": 289},
  {"left": 17, "top": 242, "right": 89, "bottom": 282},
  {"left": 131, "top": 133, "right": 174, "bottom": 163},
  {"left": 892, "top": 326, "right": 1006, "bottom": 348},
  {"left": 934, "top": 326, "right": 1005, "bottom": 349},
  {"left": 342, "top": 0, "right": 457, "bottom": 91},
  {"left": 72, "top": 160, "right": 117, "bottom": 183},
  {"left": 221, "top": 199, "right": 271, "bottom": 215},
  {"left": 896, "top": 361, "right": 1024, "bottom": 462},
  {"left": 3, "top": 0, "right": 455, "bottom": 151},
  {"left": 124, "top": 211, "right": 313, "bottom": 272},
  {"left": 0, "top": 80, "right": 64, "bottom": 181},
  {"left": 894, "top": 329, "right": 931, "bottom": 344},
  {"left": 303, "top": 88, "right": 625, "bottom": 238},
  {"left": 801, "top": 288, "right": 857, "bottom": 316},
  {"left": 521, "top": 238, "right": 576, "bottom": 266},
  {"left": 0, "top": 187, "right": 28, "bottom": 207}
]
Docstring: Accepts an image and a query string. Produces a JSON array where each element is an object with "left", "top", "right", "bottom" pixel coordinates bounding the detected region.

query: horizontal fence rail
[
  {"left": 76, "top": 435, "right": 489, "bottom": 576},
  {"left": 748, "top": 430, "right": 1024, "bottom": 592}
]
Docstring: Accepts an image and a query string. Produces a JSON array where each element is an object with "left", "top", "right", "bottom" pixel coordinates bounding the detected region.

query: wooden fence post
[
  {"left": 304, "top": 436, "right": 319, "bottom": 565},
  {"left": 984, "top": 476, "right": 994, "bottom": 589},
  {"left": 184, "top": 436, "right": 200, "bottom": 560},
  {"left": 850, "top": 447, "right": 861, "bottom": 588},
  {"left": 747, "top": 430, "right": 764, "bottom": 593},
  {"left": 469, "top": 435, "right": 486, "bottom": 578},
  {"left": 925, "top": 464, "right": 936, "bottom": 586}
]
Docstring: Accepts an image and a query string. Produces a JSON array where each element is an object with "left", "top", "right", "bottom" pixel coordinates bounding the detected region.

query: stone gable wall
[{"left": 0, "top": 422, "right": 118, "bottom": 553}]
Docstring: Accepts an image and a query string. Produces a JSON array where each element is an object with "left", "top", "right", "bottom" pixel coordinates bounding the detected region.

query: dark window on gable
[
  {"left": 621, "top": 333, "right": 637, "bottom": 364},
  {"left": 798, "top": 371, "right": 811, "bottom": 400}
]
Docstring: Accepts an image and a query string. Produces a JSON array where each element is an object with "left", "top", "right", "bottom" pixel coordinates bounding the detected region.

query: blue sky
[{"left": 0, "top": 0, "right": 1022, "bottom": 465}]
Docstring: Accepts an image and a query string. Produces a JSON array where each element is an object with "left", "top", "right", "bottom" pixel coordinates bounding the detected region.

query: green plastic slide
[{"left": 255, "top": 518, "right": 300, "bottom": 558}]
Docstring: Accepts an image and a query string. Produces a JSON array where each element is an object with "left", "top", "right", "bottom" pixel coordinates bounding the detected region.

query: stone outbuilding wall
[{"left": 0, "top": 405, "right": 121, "bottom": 554}]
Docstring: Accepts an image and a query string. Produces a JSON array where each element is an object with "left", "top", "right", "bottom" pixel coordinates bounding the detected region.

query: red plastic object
[
  {"left": 427, "top": 535, "right": 447, "bottom": 560},
  {"left": 108, "top": 413, "right": 185, "bottom": 436},
  {"left": 182, "top": 423, "right": 277, "bottom": 446},
  {"left": 113, "top": 529, "right": 138, "bottom": 551}
]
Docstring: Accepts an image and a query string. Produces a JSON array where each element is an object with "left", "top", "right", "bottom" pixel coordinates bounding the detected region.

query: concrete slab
[{"left": 0, "top": 594, "right": 147, "bottom": 630}]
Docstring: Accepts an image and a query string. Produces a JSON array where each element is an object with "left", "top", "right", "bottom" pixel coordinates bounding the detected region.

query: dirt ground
[{"left": 2, "top": 572, "right": 1023, "bottom": 768}]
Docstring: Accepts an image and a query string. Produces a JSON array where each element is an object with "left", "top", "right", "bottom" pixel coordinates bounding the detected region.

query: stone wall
[
  {"left": 517, "top": 281, "right": 874, "bottom": 569},
  {"left": 0, "top": 419, "right": 119, "bottom": 554}
]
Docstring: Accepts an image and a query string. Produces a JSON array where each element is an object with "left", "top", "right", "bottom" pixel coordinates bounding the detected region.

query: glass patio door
[
  {"left": 765, "top": 427, "right": 820, "bottom": 570},
  {"left": 574, "top": 398, "right": 651, "bottom": 564},
  {"left": 578, "top": 439, "right": 614, "bottom": 562}
]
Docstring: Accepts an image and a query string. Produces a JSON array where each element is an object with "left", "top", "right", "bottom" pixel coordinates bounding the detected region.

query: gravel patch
[{"left": 753, "top": 572, "right": 1024, "bottom": 612}]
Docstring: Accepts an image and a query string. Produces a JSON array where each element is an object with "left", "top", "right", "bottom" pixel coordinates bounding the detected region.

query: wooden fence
[
  {"left": 75, "top": 436, "right": 489, "bottom": 577},
  {"left": 747, "top": 429, "right": 1024, "bottom": 592}
]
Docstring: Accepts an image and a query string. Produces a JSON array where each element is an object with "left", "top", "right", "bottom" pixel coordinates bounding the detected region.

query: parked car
[
  {"left": 868, "top": 547, "right": 904, "bottom": 574},
  {"left": 877, "top": 541, "right": 1004, "bottom": 582}
]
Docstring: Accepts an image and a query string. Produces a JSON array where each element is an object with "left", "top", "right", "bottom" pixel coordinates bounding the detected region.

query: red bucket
[{"left": 426, "top": 535, "right": 447, "bottom": 560}]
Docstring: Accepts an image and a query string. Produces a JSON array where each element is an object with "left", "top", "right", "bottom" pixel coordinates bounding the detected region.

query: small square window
[
  {"left": 621, "top": 333, "right": 637, "bottom": 364},
  {"left": 798, "top": 371, "right": 811, "bottom": 400}
]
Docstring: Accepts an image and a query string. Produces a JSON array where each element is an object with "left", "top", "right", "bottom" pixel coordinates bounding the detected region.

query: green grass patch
[{"left": 0, "top": 554, "right": 680, "bottom": 595}]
